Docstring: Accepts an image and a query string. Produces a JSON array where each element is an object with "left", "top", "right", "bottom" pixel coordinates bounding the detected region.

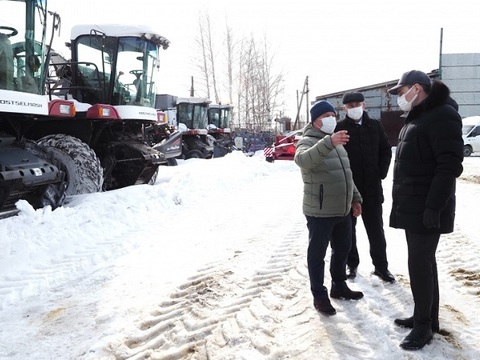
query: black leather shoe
[
  {"left": 395, "top": 316, "right": 414, "bottom": 328},
  {"left": 330, "top": 285, "right": 364, "bottom": 300},
  {"left": 399, "top": 328, "right": 433, "bottom": 350},
  {"left": 346, "top": 267, "right": 357, "bottom": 279},
  {"left": 394, "top": 316, "right": 440, "bottom": 333},
  {"left": 373, "top": 268, "right": 395, "bottom": 283},
  {"left": 313, "top": 297, "right": 336, "bottom": 316}
]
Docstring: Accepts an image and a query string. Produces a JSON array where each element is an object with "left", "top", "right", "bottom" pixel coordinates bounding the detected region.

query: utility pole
[
  {"left": 305, "top": 76, "right": 310, "bottom": 123},
  {"left": 438, "top": 28, "right": 443, "bottom": 80},
  {"left": 293, "top": 76, "right": 309, "bottom": 130},
  {"left": 190, "top": 76, "right": 194, "bottom": 97}
]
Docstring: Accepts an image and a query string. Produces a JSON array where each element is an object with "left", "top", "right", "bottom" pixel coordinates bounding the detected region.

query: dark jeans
[
  {"left": 406, "top": 230, "right": 440, "bottom": 330},
  {"left": 306, "top": 214, "right": 352, "bottom": 298},
  {"left": 347, "top": 199, "right": 388, "bottom": 271}
]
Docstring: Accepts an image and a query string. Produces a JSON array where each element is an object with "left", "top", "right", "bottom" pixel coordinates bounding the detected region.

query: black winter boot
[
  {"left": 394, "top": 316, "right": 440, "bottom": 332},
  {"left": 330, "top": 282, "right": 364, "bottom": 300},
  {"left": 346, "top": 266, "right": 357, "bottom": 279},
  {"left": 373, "top": 268, "right": 395, "bottom": 283},
  {"left": 313, "top": 297, "right": 336, "bottom": 316},
  {"left": 399, "top": 328, "right": 433, "bottom": 350}
]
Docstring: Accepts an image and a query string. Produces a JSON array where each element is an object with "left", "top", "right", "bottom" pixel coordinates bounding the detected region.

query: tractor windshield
[
  {"left": 74, "top": 34, "right": 159, "bottom": 107},
  {"left": 218, "top": 107, "right": 231, "bottom": 128},
  {"left": 115, "top": 37, "right": 159, "bottom": 107},
  {"left": 209, "top": 106, "right": 231, "bottom": 129},
  {"left": 178, "top": 103, "right": 208, "bottom": 130},
  {"left": 0, "top": 0, "right": 48, "bottom": 94}
]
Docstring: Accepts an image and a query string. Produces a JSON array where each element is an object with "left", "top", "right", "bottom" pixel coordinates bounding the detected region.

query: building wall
[
  {"left": 313, "top": 53, "right": 480, "bottom": 145},
  {"left": 441, "top": 53, "right": 480, "bottom": 117},
  {"left": 314, "top": 82, "right": 407, "bottom": 145}
]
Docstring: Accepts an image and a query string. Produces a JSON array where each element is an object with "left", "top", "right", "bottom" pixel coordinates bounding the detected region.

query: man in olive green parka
[{"left": 295, "top": 100, "right": 364, "bottom": 316}]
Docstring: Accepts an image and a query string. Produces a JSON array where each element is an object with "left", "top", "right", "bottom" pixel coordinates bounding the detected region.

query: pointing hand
[{"left": 331, "top": 130, "right": 349, "bottom": 146}]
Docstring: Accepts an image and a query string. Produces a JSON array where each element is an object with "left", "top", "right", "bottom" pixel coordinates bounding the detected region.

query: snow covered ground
[{"left": 0, "top": 150, "right": 479, "bottom": 360}]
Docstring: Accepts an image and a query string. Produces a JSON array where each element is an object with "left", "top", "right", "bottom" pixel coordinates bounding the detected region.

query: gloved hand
[{"left": 423, "top": 208, "right": 440, "bottom": 229}]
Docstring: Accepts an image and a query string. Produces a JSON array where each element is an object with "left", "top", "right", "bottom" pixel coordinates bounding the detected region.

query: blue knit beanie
[{"left": 310, "top": 101, "right": 336, "bottom": 122}]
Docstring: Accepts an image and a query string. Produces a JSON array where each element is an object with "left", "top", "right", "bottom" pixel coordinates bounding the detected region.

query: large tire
[
  {"left": 148, "top": 157, "right": 177, "bottom": 185},
  {"left": 185, "top": 149, "right": 204, "bottom": 159},
  {"left": 37, "top": 134, "right": 104, "bottom": 196},
  {"left": 166, "top": 158, "right": 178, "bottom": 166}
]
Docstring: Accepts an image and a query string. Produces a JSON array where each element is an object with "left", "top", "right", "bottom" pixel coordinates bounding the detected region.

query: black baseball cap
[{"left": 388, "top": 70, "right": 432, "bottom": 95}]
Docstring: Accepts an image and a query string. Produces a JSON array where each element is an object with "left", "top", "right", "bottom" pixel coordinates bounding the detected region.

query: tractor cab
[
  {"left": 155, "top": 94, "right": 214, "bottom": 159},
  {"left": 51, "top": 24, "right": 169, "bottom": 111},
  {"left": 0, "top": 0, "right": 51, "bottom": 97},
  {"left": 207, "top": 103, "right": 234, "bottom": 157},
  {"left": 208, "top": 104, "right": 232, "bottom": 130},
  {"left": 0, "top": 0, "right": 72, "bottom": 215}
]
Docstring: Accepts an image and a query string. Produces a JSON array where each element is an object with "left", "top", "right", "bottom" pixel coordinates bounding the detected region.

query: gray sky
[{"left": 49, "top": 0, "right": 480, "bottom": 118}]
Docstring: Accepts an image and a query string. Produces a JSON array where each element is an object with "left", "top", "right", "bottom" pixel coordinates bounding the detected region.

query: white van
[{"left": 462, "top": 116, "right": 480, "bottom": 157}]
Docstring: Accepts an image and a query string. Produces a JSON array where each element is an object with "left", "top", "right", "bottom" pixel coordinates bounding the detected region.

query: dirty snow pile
[{"left": 0, "top": 151, "right": 479, "bottom": 360}]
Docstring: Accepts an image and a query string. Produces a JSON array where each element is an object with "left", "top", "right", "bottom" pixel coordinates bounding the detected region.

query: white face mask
[
  {"left": 320, "top": 116, "right": 337, "bottom": 134},
  {"left": 397, "top": 87, "right": 418, "bottom": 112},
  {"left": 346, "top": 106, "right": 363, "bottom": 121}
]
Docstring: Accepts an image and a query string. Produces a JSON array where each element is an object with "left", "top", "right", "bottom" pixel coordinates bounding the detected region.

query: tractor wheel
[
  {"left": 37, "top": 134, "right": 104, "bottom": 197},
  {"left": 166, "top": 158, "right": 178, "bottom": 166},
  {"left": 148, "top": 157, "right": 177, "bottom": 185},
  {"left": 185, "top": 149, "right": 204, "bottom": 159}
]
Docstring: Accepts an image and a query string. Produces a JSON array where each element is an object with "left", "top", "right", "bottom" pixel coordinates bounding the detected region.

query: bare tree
[
  {"left": 236, "top": 35, "right": 284, "bottom": 131},
  {"left": 204, "top": 13, "right": 220, "bottom": 103},
  {"left": 225, "top": 22, "right": 234, "bottom": 105},
  {"left": 224, "top": 22, "right": 236, "bottom": 126},
  {"left": 194, "top": 12, "right": 211, "bottom": 99},
  {"left": 194, "top": 12, "right": 284, "bottom": 132}
]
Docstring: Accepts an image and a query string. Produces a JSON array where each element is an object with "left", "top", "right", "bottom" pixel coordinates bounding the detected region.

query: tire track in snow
[
  {"left": 367, "top": 228, "right": 480, "bottom": 356},
  {"left": 435, "top": 230, "right": 480, "bottom": 351},
  {"left": 0, "top": 228, "right": 142, "bottom": 310},
  {"left": 109, "top": 214, "right": 309, "bottom": 359},
  {"left": 440, "top": 231, "right": 480, "bottom": 296}
]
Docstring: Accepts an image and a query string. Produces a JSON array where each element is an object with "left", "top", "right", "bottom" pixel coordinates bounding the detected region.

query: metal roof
[
  {"left": 70, "top": 24, "right": 170, "bottom": 49},
  {"left": 314, "top": 70, "right": 439, "bottom": 102}
]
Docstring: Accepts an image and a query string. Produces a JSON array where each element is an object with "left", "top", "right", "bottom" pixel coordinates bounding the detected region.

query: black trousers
[
  {"left": 406, "top": 230, "right": 440, "bottom": 330},
  {"left": 306, "top": 214, "right": 351, "bottom": 298},
  {"left": 347, "top": 199, "right": 388, "bottom": 271}
]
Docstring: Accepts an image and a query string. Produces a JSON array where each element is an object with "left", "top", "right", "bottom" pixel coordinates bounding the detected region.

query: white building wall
[{"left": 441, "top": 53, "right": 480, "bottom": 117}]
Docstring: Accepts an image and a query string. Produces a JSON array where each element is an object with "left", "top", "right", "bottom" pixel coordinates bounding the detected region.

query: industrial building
[{"left": 314, "top": 53, "right": 480, "bottom": 145}]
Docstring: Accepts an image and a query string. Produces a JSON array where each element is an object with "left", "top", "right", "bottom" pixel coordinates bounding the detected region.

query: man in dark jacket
[
  {"left": 388, "top": 70, "right": 463, "bottom": 351},
  {"left": 336, "top": 92, "right": 394, "bottom": 283}
]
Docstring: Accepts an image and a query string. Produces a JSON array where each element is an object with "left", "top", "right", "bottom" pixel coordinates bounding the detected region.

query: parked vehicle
[
  {"left": 207, "top": 103, "right": 234, "bottom": 157},
  {"left": 462, "top": 116, "right": 480, "bottom": 157},
  {"left": 144, "top": 110, "right": 182, "bottom": 166},
  {"left": 234, "top": 130, "right": 275, "bottom": 156},
  {"left": 155, "top": 94, "right": 214, "bottom": 159},
  {"left": 269, "top": 130, "right": 303, "bottom": 161},
  {"left": 0, "top": 0, "right": 170, "bottom": 216},
  {"left": 46, "top": 23, "right": 171, "bottom": 190},
  {"left": 0, "top": 0, "right": 79, "bottom": 216}
]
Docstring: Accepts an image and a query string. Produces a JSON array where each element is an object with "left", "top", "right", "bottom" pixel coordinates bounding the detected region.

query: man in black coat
[
  {"left": 336, "top": 92, "right": 394, "bottom": 283},
  {"left": 388, "top": 70, "right": 463, "bottom": 351}
]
